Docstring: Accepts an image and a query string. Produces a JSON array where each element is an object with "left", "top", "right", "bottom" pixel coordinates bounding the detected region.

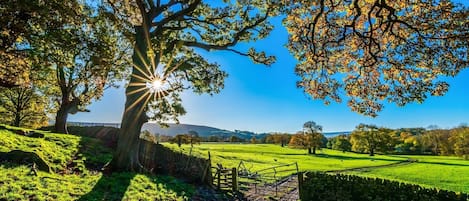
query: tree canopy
[
  {"left": 285, "top": 0, "right": 468, "bottom": 116},
  {"left": 0, "top": 0, "right": 81, "bottom": 88},
  {"left": 34, "top": 6, "right": 131, "bottom": 133}
]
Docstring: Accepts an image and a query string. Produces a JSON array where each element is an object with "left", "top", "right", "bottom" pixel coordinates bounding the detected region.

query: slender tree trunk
[
  {"left": 312, "top": 147, "right": 316, "bottom": 154},
  {"left": 110, "top": 26, "right": 150, "bottom": 171},
  {"left": 13, "top": 90, "right": 23, "bottom": 127},
  {"left": 369, "top": 148, "right": 374, "bottom": 156},
  {"left": 54, "top": 105, "right": 69, "bottom": 134}
]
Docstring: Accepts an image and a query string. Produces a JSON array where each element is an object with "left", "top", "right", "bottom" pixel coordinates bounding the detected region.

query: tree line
[{"left": 144, "top": 122, "right": 469, "bottom": 159}]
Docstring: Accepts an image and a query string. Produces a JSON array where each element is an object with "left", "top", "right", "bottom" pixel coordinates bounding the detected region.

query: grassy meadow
[
  {"left": 348, "top": 155, "right": 469, "bottom": 193},
  {"left": 164, "top": 143, "right": 469, "bottom": 193},
  {"left": 0, "top": 126, "right": 193, "bottom": 200}
]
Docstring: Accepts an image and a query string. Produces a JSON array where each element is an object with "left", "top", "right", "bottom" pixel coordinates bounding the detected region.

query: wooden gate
[
  {"left": 212, "top": 163, "right": 238, "bottom": 192},
  {"left": 237, "top": 161, "right": 300, "bottom": 200}
]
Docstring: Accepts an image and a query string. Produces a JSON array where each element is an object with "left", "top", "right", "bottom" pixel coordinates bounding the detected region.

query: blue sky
[{"left": 69, "top": 2, "right": 468, "bottom": 133}]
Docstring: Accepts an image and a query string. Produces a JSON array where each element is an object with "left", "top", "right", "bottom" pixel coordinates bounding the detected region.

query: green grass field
[
  {"left": 164, "top": 143, "right": 406, "bottom": 172},
  {"left": 347, "top": 155, "right": 469, "bottom": 193},
  {"left": 0, "top": 126, "right": 193, "bottom": 200},
  {"left": 164, "top": 143, "right": 469, "bottom": 193}
]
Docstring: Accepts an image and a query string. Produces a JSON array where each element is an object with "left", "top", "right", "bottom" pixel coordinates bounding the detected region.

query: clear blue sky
[{"left": 69, "top": 2, "right": 468, "bottom": 133}]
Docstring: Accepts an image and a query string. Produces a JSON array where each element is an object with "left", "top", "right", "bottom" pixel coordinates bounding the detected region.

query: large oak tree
[{"left": 103, "top": 0, "right": 277, "bottom": 171}]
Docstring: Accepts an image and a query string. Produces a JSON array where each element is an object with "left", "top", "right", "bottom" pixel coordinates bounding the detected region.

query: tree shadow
[
  {"left": 313, "top": 153, "right": 404, "bottom": 163},
  {"left": 78, "top": 172, "right": 135, "bottom": 201},
  {"left": 416, "top": 160, "right": 469, "bottom": 167},
  {"left": 76, "top": 136, "right": 114, "bottom": 172}
]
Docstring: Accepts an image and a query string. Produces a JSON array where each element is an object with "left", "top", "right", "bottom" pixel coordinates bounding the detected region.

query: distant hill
[
  {"left": 142, "top": 123, "right": 258, "bottom": 139},
  {"left": 323, "top": 131, "right": 352, "bottom": 138},
  {"left": 141, "top": 123, "right": 350, "bottom": 139}
]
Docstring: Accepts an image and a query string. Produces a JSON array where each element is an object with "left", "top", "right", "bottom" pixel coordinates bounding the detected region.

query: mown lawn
[
  {"left": 347, "top": 155, "right": 469, "bottom": 193},
  {"left": 163, "top": 143, "right": 406, "bottom": 174},
  {"left": 164, "top": 143, "right": 469, "bottom": 193},
  {"left": 0, "top": 126, "right": 193, "bottom": 201}
]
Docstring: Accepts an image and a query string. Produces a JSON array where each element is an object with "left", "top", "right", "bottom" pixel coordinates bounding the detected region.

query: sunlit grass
[
  {"left": 164, "top": 143, "right": 469, "bottom": 193},
  {"left": 347, "top": 155, "right": 469, "bottom": 193},
  {"left": 163, "top": 143, "right": 405, "bottom": 173},
  {"left": 0, "top": 126, "right": 194, "bottom": 200}
]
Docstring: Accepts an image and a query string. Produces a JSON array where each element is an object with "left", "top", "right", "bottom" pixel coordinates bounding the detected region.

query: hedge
[{"left": 300, "top": 172, "right": 468, "bottom": 201}]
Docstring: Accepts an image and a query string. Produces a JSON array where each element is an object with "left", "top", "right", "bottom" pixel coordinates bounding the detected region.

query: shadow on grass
[
  {"left": 78, "top": 172, "right": 135, "bottom": 201},
  {"left": 416, "top": 160, "right": 469, "bottom": 167},
  {"left": 78, "top": 172, "right": 198, "bottom": 201},
  {"left": 76, "top": 137, "right": 114, "bottom": 171},
  {"left": 313, "top": 153, "right": 404, "bottom": 163}
]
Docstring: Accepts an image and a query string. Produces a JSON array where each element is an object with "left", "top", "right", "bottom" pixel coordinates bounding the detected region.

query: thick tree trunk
[
  {"left": 369, "top": 148, "right": 375, "bottom": 156},
  {"left": 308, "top": 147, "right": 312, "bottom": 154},
  {"left": 109, "top": 26, "right": 150, "bottom": 171},
  {"left": 54, "top": 105, "right": 69, "bottom": 134}
]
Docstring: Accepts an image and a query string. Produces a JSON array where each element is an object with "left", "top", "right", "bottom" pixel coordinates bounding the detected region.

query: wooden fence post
[
  {"left": 232, "top": 167, "right": 238, "bottom": 192},
  {"left": 298, "top": 172, "right": 303, "bottom": 200},
  {"left": 217, "top": 169, "right": 221, "bottom": 189}
]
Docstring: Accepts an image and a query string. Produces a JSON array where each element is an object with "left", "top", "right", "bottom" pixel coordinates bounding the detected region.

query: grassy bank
[{"left": 0, "top": 125, "right": 193, "bottom": 200}]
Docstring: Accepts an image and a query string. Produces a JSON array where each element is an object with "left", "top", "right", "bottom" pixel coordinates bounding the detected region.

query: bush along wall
[{"left": 299, "top": 172, "right": 468, "bottom": 201}]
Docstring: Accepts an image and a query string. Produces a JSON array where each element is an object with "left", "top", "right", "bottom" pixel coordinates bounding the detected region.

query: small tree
[
  {"left": 171, "top": 134, "right": 188, "bottom": 148},
  {"left": 187, "top": 131, "right": 200, "bottom": 147},
  {"left": 288, "top": 133, "right": 308, "bottom": 151},
  {"left": 229, "top": 135, "right": 243, "bottom": 143},
  {"left": 250, "top": 136, "right": 257, "bottom": 144},
  {"left": 421, "top": 129, "right": 452, "bottom": 155},
  {"left": 351, "top": 124, "right": 394, "bottom": 156},
  {"left": 332, "top": 135, "right": 352, "bottom": 153},
  {"left": 303, "top": 121, "right": 324, "bottom": 154},
  {"left": 450, "top": 127, "right": 469, "bottom": 159},
  {"left": 0, "top": 87, "right": 48, "bottom": 128}
]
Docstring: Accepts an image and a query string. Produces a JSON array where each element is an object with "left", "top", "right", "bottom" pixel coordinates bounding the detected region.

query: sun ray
[
  {"left": 126, "top": 86, "right": 149, "bottom": 96},
  {"left": 129, "top": 92, "right": 153, "bottom": 126},
  {"left": 131, "top": 62, "right": 153, "bottom": 81},
  {"left": 136, "top": 90, "right": 153, "bottom": 116},
  {"left": 128, "top": 82, "right": 148, "bottom": 87},
  {"left": 136, "top": 92, "right": 152, "bottom": 115},
  {"left": 133, "top": 45, "right": 150, "bottom": 69},
  {"left": 131, "top": 73, "right": 151, "bottom": 82},
  {"left": 125, "top": 90, "right": 151, "bottom": 113},
  {"left": 163, "top": 59, "right": 186, "bottom": 80}
]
